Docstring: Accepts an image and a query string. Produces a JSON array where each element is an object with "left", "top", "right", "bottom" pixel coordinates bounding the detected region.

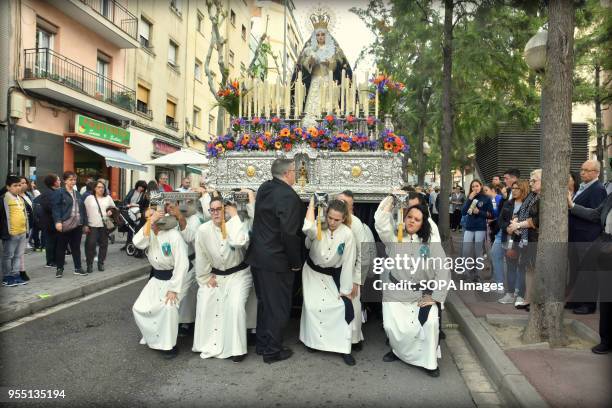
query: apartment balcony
[
  {"left": 44, "top": 0, "right": 139, "bottom": 48},
  {"left": 22, "top": 48, "right": 139, "bottom": 121}
]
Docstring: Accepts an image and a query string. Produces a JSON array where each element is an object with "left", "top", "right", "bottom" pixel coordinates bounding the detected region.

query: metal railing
[
  {"left": 136, "top": 103, "right": 153, "bottom": 119},
  {"left": 78, "top": 0, "right": 138, "bottom": 40},
  {"left": 24, "top": 48, "right": 136, "bottom": 112},
  {"left": 165, "top": 118, "right": 179, "bottom": 130}
]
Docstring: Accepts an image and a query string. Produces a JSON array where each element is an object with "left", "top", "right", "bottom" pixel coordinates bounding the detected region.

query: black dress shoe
[
  {"left": 86, "top": 264, "right": 93, "bottom": 274},
  {"left": 573, "top": 305, "right": 595, "bottom": 315},
  {"left": 98, "top": 263, "right": 105, "bottom": 272},
  {"left": 56, "top": 268, "right": 64, "bottom": 278},
  {"left": 263, "top": 348, "right": 294, "bottom": 364},
  {"left": 382, "top": 351, "right": 399, "bottom": 362},
  {"left": 303, "top": 344, "right": 317, "bottom": 353},
  {"left": 342, "top": 353, "right": 356, "bottom": 366},
  {"left": 591, "top": 343, "right": 611, "bottom": 354},
  {"left": 352, "top": 341, "right": 363, "bottom": 352},
  {"left": 19, "top": 271, "right": 30, "bottom": 281},
  {"left": 422, "top": 367, "right": 440, "bottom": 377},
  {"left": 161, "top": 347, "right": 178, "bottom": 359},
  {"left": 232, "top": 354, "right": 247, "bottom": 363}
]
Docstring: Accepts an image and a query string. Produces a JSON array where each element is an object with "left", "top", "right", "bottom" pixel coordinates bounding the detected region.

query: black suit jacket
[
  {"left": 571, "top": 193, "right": 612, "bottom": 233},
  {"left": 569, "top": 181, "right": 607, "bottom": 242},
  {"left": 246, "top": 178, "right": 305, "bottom": 272}
]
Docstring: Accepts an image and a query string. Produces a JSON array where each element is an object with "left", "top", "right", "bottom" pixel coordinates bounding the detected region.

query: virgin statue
[{"left": 292, "top": 8, "right": 353, "bottom": 127}]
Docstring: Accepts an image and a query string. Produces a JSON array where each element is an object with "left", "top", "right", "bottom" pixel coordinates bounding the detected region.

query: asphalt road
[{"left": 0, "top": 280, "right": 474, "bottom": 408}]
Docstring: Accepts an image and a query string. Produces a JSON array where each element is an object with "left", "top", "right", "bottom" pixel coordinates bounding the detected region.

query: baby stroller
[{"left": 117, "top": 205, "right": 145, "bottom": 257}]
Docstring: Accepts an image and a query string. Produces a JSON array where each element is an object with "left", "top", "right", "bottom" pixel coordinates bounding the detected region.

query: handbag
[
  {"left": 94, "top": 196, "right": 116, "bottom": 233},
  {"left": 60, "top": 190, "right": 80, "bottom": 232}
]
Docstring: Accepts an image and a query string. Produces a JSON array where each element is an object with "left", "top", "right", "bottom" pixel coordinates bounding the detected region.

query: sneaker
[
  {"left": 498, "top": 293, "right": 516, "bottom": 304},
  {"left": 56, "top": 268, "right": 64, "bottom": 278},
  {"left": 514, "top": 296, "right": 527, "bottom": 307},
  {"left": 19, "top": 271, "right": 30, "bottom": 282},
  {"left": 74, "top": 268, "right": 87, "bottom": 276},
  {"left": 2, "top": 276, "right": 17, "bottom": 287},
  {"left": 13, "top": 276, "right": 27, "bottom": 286},
  {"left": 44, "top": 263, "right": 56, "bottom": 268}
]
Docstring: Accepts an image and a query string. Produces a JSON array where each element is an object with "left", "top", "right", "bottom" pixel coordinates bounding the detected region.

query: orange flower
[
  {"left": 393, "top": 145, "right": 402, "bottom": 153},
  {"left": 325, "top": 115, "right": 334, "bottom": 122},
  {"left": 310, "top": 142, "right": 317, "bottom": 148},
  {"left": 241, "top": 138, "right": 248, "bottom": 146},
  {"left": 308, "top": 127, "right": 318, "bottom": 137},
  {"left": 232, "top": 80, "right": 239, "bottom": 89},
  {"left": 243, "top": 134, "right": 250, "bottom": 142},
  {"left": 274, "top": 141, "right": 282, "bottom": 150},
  {"left": 339, "top": 141, "right": 351, "bottom": 152},
  {"left": 264, "top": 131, "right": 272, "bottom": 140},
  {"left": 318, "top": 129, "right": 325, "bottom": 136},
  {"left": 294, "top": 127, "right": 303, "bottom": 135},
  {"left": 351, "top": 136, "right": 358, "bottom": 142},
  {"left": 257, "top": 138, "right": 265, "bottom": 149},
  {"left": 226, "top": 141, "right": 234, "bottom": 149},
  {"left": 383, "top": 142, "right": 393, "bottom": 151},
  {"left": 279, "top": 128, "right": 290, "bottom": 137}
]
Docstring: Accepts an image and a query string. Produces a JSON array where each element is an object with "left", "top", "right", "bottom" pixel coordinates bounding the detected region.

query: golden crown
[{"left": 310, "top": 11, "right": 330, "bottom": 30}]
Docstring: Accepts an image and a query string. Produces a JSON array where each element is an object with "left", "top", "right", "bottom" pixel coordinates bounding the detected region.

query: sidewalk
[
  {"left": 446, "top": 232, "right": 611, "bottom": 408},
  {"left": 0, "top": 238, "right": 149, "bottom": 324}
]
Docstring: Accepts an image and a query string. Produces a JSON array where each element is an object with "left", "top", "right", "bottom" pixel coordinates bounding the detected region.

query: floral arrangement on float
[
  {"left": 215, "top": 79, "right": 241, "bottom": 117},
  {"left": 206, "top": 115, "right": 409, "bottom": 158},
  {"left": 370, "top": 74, "right": 406, "bottom": 117}
]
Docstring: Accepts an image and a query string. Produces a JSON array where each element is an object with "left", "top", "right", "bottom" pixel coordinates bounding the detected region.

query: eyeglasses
[
  {"left": 209, "top": 208, "right": 222, "bottom": 214},
  {"left": 580, "top": 168, "right": 596, "bottom": 173},
  {"left": 529, "top": 179, "right": 539, "bottom": 184},
  {"left": 511, "top": 187, "right": 520, "bottom": 190}
]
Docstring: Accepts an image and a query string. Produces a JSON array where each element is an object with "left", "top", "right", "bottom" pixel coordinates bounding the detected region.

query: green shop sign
[{"left": 75, "top": 114, "right": 130, "bottom": 147}]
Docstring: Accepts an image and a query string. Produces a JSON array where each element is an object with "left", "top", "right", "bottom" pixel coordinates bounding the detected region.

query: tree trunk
[
  {"left": 417, "top": 116, "right": 426, "bottom": 186},
  {"left": 522, "top": 0, "right": 574, "bottom": 347},
  {"left": 594, "top": 64, "right": 604, "bottom": 182},
  {"left": 439, "top": 0, "right": 454, "bottom": 242}
]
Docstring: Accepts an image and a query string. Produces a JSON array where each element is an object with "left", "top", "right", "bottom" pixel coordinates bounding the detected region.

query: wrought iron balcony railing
[
  {"left": 78, "top": 0, "right": 138, "bottom": 40},
  {"left": 24, "top": 48, "right": 136, "bottom": 112}
]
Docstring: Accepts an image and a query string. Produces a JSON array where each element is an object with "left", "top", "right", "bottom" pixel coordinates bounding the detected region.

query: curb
[
  {"left": 0, "top": 265, "right": 150, "bottom": 325},
  {"left": 446, "top": 291, "right": 549, "bottom": 408}
]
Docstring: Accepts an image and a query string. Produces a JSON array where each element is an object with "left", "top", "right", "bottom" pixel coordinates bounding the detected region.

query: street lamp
[{"left": 524, "top": 28, "right": 548, "bottom": 165}]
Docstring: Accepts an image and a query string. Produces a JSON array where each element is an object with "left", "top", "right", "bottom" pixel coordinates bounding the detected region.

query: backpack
[{"left": 32, "top": 195, "right": 46, "bottom": 229}]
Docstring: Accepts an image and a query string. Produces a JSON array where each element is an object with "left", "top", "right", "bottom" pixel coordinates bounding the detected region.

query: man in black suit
[
  {"left": 568, "top": 160, "right": 608, "bottom": 314},
  {"left": 246, "top": 158, "right": 305, "bottom": 363},
  {"left": 569, "top": 187, "right": 612, "bottom": 354}
]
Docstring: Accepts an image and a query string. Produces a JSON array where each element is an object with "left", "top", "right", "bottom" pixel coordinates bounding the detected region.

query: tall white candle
[{"left": 375, "top": 86, "right": 379, "bottom": 118}]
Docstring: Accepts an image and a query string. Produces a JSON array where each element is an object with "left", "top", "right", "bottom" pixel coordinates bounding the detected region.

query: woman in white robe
[
  {"left": 300, "top": 198, "right": 357, "bottom": 366},
  {"left": 375, "top": 196, "right": 451, "bottom": 377},
  {"left": 132, "top": 211, "right": 189, "bottom": 358},
  {"left": 192, "top": 197, "right": 252, "bottom": 362}
]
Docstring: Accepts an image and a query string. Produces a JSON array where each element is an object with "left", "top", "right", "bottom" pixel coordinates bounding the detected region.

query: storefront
[
  {"left": 63, "top": 114, "right": 146, "bottom": 198},
  {"left": 151, "top": 138, "right": 182, "bottom": 187}
]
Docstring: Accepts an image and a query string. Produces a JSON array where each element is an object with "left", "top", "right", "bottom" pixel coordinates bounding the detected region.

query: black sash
[
  {"left": 211, "top": 261, "right": 248, "bottom": 276},
  {"left": 150, "top": 267, "right": 173, "bottom": 281},
  {"left": 306, "top": 257, "right": 354, "bottom": 324}
]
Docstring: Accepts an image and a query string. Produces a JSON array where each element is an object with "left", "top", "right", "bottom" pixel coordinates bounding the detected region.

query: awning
[
  {"left": 144, "top": 149, "right": 209, "bottom": 166},
  {"left": 68, "top": 139, "right": 147, "bottom": 172},
  {"left": 186, "top": 165, "right": 202, "bottom": 175}
]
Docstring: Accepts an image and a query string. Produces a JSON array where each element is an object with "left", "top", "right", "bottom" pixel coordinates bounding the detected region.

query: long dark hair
[
  {"left": 468, "top": 179, "right": 483, "bottom": 196},
  {"left": 404, "top": 204, "right": 431, "bottom": 243},
  {"left": 93, "top": 181, "right": 107, "bottom": 197}
]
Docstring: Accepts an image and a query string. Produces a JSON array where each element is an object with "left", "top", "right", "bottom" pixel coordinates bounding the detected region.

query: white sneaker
[
  {"left": 498, "top": 293, "right": 515, "bottom": 304},
  {"left": 514, "top": 296, "right": 527, "bottom": 307}
]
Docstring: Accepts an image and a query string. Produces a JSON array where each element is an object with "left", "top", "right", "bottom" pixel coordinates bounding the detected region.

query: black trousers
[
  {"left": 44, "top": 228, "right": 58, "bottom": 266},
  {"left": 252, "top": 266, "right": 295, "bottom": 356},
  {"left": 85, "top": 227, "right": 109, "bottom": 266},
  {"left": 600, "top": 301, "right": 611, "bottom": 346},
  {"left": 55, "top": 226, "right": 83, "bottom": 269},
  {"left": 451, "top": 209, "right": 462, "bottom": 230}
]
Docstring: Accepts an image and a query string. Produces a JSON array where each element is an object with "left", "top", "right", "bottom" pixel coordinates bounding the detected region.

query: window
[
  {"left": 208, "top": 114, "right": 215, "bottom": 134},
  {"left": 229, "top": 50, "right": 235, "bottom": 67},
  {"left": 166, "top": 100, "right": 177, "bottom": 128},
  {"left": 230, "top": 10, "right": 236, "bottom": 27},
  {"left": 197, "top": 12, "right": 204, "bottom": 33},
  {"left": 194, "top": 59, "right": 202, "bottom": 81},
  {"left": 137, "top": 85, "right": 150, "bottom": 116},
  {"left": 35, "top": 18, "right": 56, "bottom": 76},
  {"left": 168, "top": 40, "right": 178, "bottom": 67},
  {"left": 139, "top": 17, "right": 152, "bottom": 48},
  {"left": 241, "top": 24, "right": 246, "bottom": 41},
  {"left": 96, "top": 52, "right": 111, "bottom": 96},
  {"left": 240, "top": 62, "right": 246, "bottom": 76},
  {"left": 170, "top": 0, "right": 182, "bottom": 16},
  {"left": 193, "top": 106, "right": 201, "bottom": 129}
]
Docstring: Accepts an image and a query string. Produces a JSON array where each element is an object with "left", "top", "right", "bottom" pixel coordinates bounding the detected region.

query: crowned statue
[{"left": 292, "top": 6, "right": 353, "bottom": 127}]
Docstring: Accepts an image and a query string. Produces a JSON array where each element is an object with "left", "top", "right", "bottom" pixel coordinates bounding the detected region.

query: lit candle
[{"left": 340, "top": 69, "right": 345, "bottom": 115}]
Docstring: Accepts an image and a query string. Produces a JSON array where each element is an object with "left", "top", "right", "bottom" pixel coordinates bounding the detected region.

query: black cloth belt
[
  {"left": 211, "top": 262, "right": 248, "bottom": 276},
  {"left": 306, "top": 257, "right": 354, "bottom": 324},
  {"left": 150, "top": 267, "right": 173, "bottom": 281}
]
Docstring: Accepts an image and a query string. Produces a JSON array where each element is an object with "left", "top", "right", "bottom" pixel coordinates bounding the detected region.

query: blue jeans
[
  {"left": 506, "top": 251, "right": 525, "bottom": 297},
  {"left": 462, "top": 230, "right": 486, "bottom": 278},
  {"left": 2, "top": 233, "right": 27, "bottom": 278},
  {"left": 491, "top": 231, "right": 505, "bottom": 285}
]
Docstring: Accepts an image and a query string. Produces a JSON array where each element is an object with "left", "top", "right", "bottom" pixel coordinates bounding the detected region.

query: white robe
[
  {"left": 374, "top": 198, "right": 450, "bottom": 370},
  {"left": 348, "top": 215, "right": 368, "bottom": 344},
  {"left": 192, "top": 215, "right": 252, "bottom": 359},
  {"left": 177, "top": 214, "right": 202, "bottom": 324},
  {"left": 299, "top": 219, "right": 356, "bottom": 354},
  {"left": 132, "top": 227, "right": 189, "bottom": 351}
]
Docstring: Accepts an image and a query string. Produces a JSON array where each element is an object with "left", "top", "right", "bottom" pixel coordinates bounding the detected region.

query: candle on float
[
  {"left": 296, "top": 71, "right": 302, "bottom": 117},
  {"left": 239, "top": 85, "right": 242, "bottom": 118},
  {"left": 340, "top": 69, "right": 345, "bottom": 115},
  {"left": 246, "top": 79, "right": 251, "bottom": 119},
  {"left": 319, "top": 81, "right": 324, "bottom": 116},
  {"left": 363, "top": 83, "right": 369, "bottom": 118},
  {"left": 284, "top": 80, "right": 291, "bottom": 117},
  {"left": 265, "top": 81, "right": 271, "bottom": 118},
  {"left": 375, "top": 84, "right": 379, "bottom": 118}
]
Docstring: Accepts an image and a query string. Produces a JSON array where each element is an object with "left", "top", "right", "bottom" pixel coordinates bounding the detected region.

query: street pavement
[{"left": 0, "top": 279, "right": 476, "bottom": 408}]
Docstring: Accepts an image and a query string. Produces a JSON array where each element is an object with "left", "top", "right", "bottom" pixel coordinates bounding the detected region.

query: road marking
[{"left": 0, "top": 276, "right": 147, "bottom": 332}]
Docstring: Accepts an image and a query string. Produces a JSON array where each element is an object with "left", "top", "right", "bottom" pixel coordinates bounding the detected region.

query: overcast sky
[{"left": 292, "top": 0, "right": 376, "bottom": 78}]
